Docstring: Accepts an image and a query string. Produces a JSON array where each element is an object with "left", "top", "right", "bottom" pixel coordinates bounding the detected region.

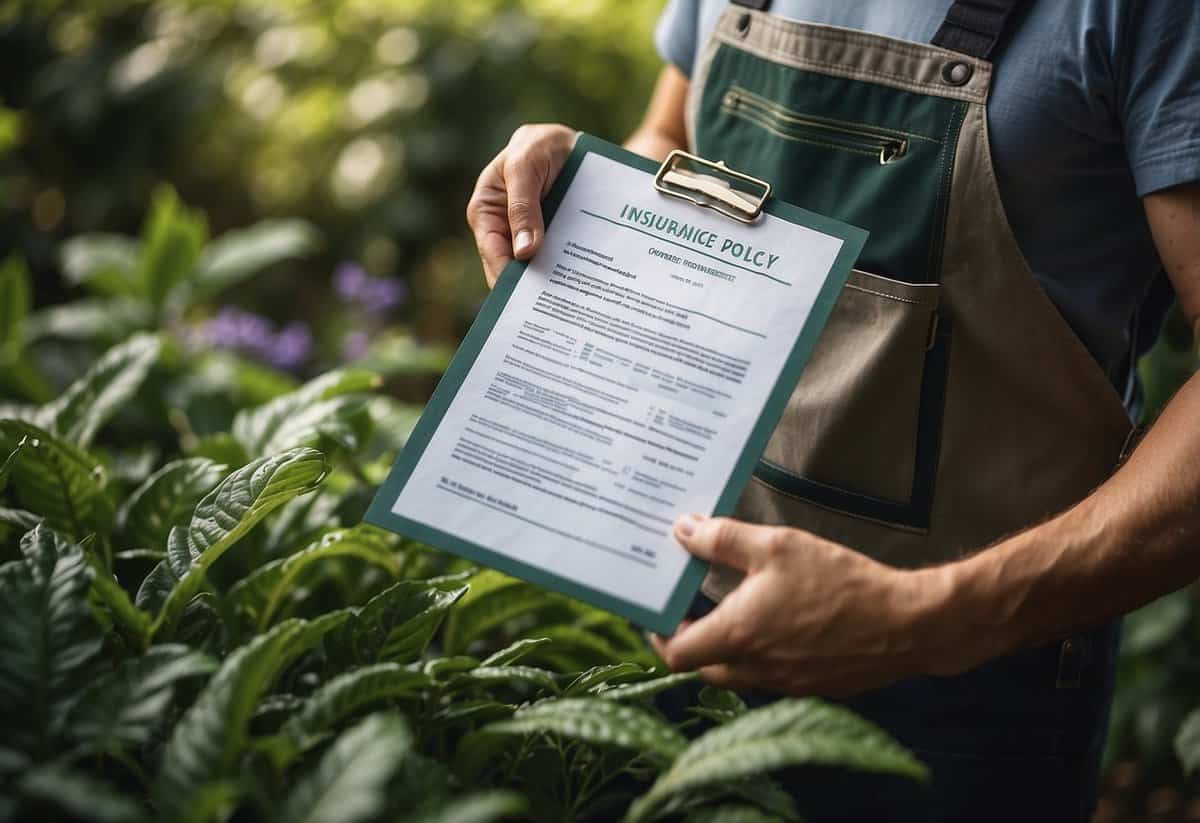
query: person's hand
[
  {"left": 466, "top": 123, "right": 578, "bottom": 288},
  {"left": 650, "top": 514, "right": 962, "bottom": 697}
]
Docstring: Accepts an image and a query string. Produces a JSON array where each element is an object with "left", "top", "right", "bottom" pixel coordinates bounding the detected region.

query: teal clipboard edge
[{"left": 364, "top": 133, "right": 868, "bottom": 637}]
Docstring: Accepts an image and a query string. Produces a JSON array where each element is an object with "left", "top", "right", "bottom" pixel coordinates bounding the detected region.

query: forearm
[
  {"left": 623, "top": 128, "right": 685, "bottom": 162},
  {"left": 623, "top": 64, "right": 690, "bottom": 162},
  {"left": 917, "top": 369, "right": 1200, "bottom": 674}
]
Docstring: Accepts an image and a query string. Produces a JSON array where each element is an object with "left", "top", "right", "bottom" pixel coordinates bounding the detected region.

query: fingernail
[
  {"left": 674, "top": 513, "right": 704, "bottom": 538},
  {"left": 514, "top": 229, "right": 533, "bottom": 254}
]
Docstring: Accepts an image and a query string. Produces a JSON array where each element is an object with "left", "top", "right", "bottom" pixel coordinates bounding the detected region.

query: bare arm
[
  {"left": 624, "top": 64, "right": 690, "bottom": 160},
  {"left": 653, "top": 182, "right": 1200, "bottom": 694},
  {"left": 923, "top": 181, "right": 1200, "bottom": 672}
]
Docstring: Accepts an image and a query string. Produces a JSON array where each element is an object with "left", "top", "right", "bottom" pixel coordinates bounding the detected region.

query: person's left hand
[{"left": 650, "top": 514, "right": 959, "bottom": 697}]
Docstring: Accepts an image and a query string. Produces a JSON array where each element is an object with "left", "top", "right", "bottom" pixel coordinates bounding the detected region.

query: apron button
[
  {"left": 941, "top": 60, "right": 974, "bottom": 86},
  {"left": 735, "top": 13, "right": 752, "bottom": 35}
]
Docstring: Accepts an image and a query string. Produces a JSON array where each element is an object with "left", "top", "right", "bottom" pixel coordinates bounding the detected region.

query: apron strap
[
  {"left": 930, "top": 0, "right": 1031, "bottom": 59},
  {"left": 730, "top": 0, "right": 1029, "bottom": 61}
]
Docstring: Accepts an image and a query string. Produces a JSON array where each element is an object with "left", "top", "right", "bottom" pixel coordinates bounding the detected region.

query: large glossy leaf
[
  {"left": 136, "top": 448, "right": 328, "bottom": 637},
  {"left": 23, "top": 297, "right": 153, "bottom": 344},
  {"left": 0, "top": 436, "right": 25, "bottom": 493},
  {"left": 479, "top": 698, "right": 686, "bottom": 762},
  {"left": 1177, "top": 709, "right": 1200, "bottom": 774},
  {"left": 408, "top": 791, "right": 527, "bottom": 823},
  {"left": 449, "top": 665, "right": 561, "bottom": 695},
  {"left": 443, "top": 571, "right": 561, "bottom": 654},
  {"left": 331, "top": 579, "right": 468, "bottom": 665},
  {"left": 562, "top": 663, "right": 649, "bottom": 696},
  {"left": 117, "top": 458, "right": 226, "bottom": 551},
  {"left": 190, "top": 219, "right": 320, "bottom": 303},
  {"left": 599, "top": 672, "right": 699, "bottom": 701},
  {"left": 0, "top": 525, "right": 104, "bottom": 752},
  {"left": 137, "top": 185, "right": 207, "bottom": 309},
  {"left": 231, "top": 369, "right": 381, "bottom": 458},
  {"left": 60, "top": 233, "right": 140, "bottom": 297},
  {"left": 480, "top": 637, "right": 552, "bottom": 667},
  {"left": 39, "top": 333, "right": 162, "bottom": 447},
  {"left": 84, "top": 550, "right": 152, "bottom": 645},
  {"left": 67, "top": 644, "right": 216, "bottom": 753},
  {"left": 0, "top": 255, "right": 31, "bottom": 361},
  {"left": 276, "top": 713, "right": 411, "bottom": 823},
  {"left": 626, "top": 699, "right": 927, "bottom": 823},
  {"left": 15, "top": 764, "right": 146, "bottom": 823},
  {"left": 0, "top": 420, "right": 113, "bottom": 539},
  {"left": 277, "top": 663, "right": 431, "bottom": 760},
  {"left": 156, "top": 614, "right": 349, "bottom": 817},
  {"left": 228, "top": 525, "right": 401, "bottom": 631}
]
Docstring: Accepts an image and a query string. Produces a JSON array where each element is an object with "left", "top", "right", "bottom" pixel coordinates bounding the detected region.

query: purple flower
[
  {"left": 266, "top": 322, "right": 314, "bottom": 370},
  {"left": 334, "top": 262, "right": 370, "bottom": 302},
  {"left": 192, "top": 307, "right": 313, "bottom": 372},
  {"left": 333, "top": 261, "right": 408, "bottom": 313}
]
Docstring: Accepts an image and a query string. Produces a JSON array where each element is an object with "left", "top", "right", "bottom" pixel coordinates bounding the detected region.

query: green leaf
[
  {"left": 450, "top": 665, "right": 561, "bottom": 695},
  {"left": 117, "top": 457, "right": 226, "bottom": 551},
  {"left": 16, "top": 764, "right": 145, "bottom": 823},
  {"left": 1123, "top": 591, "right": 1191, "bottom": 656},
  {"left": 0, "top": 435, "right": 25, "bottom": 493},
  {"left": 190, "top": 219, "right": 320, "bottom": 303},
  {"left": 276, "top": 713, "right": 411, "bottom": 823},
  {"left": 136, "top": 448, "right": 328, "bottom": 638},
  {"left": 23, "top": 297, "right": 153, "bottom": 344},
  {"left": 687, "top": 686, "right": 748, "bottom": 726},
  {"left": 276, "top": 663, "right": 430, "bottom": 763},
  {"left": 0, "top": 420, "right": 113, "bottom": 539},
  {"left": 627, "top": 699, "right": 927, "bottom": 823},
  {"left": 0, "top": 525, "right": 104, "bottom": 752},
  {"left": 67, "top": 644, "right": 216, "bottom": 753},
  {"left": 137, "top": 185, "right": 207, "bottom": 309},
  {"left": 0, "top": 255, "right": 32, "bottom": 362},
  {"left": 0, "top": 506, "right": 41, "bottom": 532},
  {"left": 480, "top": 698, "right": 686, "bottom": 762},
  {"left": 231, "top": 369, "right": 381, "bottom": 458},
  {"left": 60, "top": 234, "right": 141, "bottom": 298},
  {"left": 685, "top": 804, "right": 792, "bottom": 823},
  {"left": 39, "top": 333, "right": 162, "bottom": 447},
  {"left": 563, "top": 663, "right": 648, "bottom": 696},
  {"left": 599, "top": 672, "right": 699, "bottom": 701},
  {"left": 84, "top": 551, "right": 152, "bottom": 645},
  {"left": 1177, "top": 709, "right": 1200, "bottom": 774},
  {"left": 408, "top": 791, "right": 527, "bottom": 823},
  {"left": 156, "top": 614, "right": 349, "bottom": 816},
  {"left": 331, "top": 579, "right": 468, "bottom": 665},
  {"left": 227, "top": 525, "right": 401, "bottom": 631},
  {"left": 480, "top": 637, "right": 552, "bottom": 667},
  {"left": 443, "top": 571, "right": 562, "bottom": 654}
]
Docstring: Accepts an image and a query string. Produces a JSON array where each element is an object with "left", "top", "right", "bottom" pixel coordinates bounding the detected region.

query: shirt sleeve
[
  {"left": 1118, "top": 1, "right": 1200, "bottom": 196},
  {"left": 655, "top": 0, "right": 702, "bottom": 77}
]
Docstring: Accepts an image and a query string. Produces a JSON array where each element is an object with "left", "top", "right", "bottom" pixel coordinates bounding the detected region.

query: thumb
[{"left": 503, "top": 153, "right": 546, "bottom": 260}]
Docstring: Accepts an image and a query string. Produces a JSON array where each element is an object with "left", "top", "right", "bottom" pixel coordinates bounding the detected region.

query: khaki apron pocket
[{"left": 754, "top": 269, "right": 949, "bottom": 531}]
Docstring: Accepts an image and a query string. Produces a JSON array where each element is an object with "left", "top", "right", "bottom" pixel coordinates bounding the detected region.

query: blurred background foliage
[
  {"left": 2, "top": 0, "right": 1199, "bottom": 820},
  {"left": 0, "top": 0, "right": 664, "bottom": 361}
]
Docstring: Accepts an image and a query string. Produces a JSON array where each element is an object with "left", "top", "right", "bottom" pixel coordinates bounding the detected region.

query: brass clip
[{"left": 654, "top": 150, "right": 772, "bottom": 224}]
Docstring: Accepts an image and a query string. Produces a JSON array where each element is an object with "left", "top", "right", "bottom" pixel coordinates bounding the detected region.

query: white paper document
[{"left": 367, "top": 139, "right": 865, "bottom": 632}]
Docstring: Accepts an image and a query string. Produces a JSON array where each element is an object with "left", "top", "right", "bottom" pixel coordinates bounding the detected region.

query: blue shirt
[{"left": 655, "top": 0, "right": 1200, "bottom": 394}]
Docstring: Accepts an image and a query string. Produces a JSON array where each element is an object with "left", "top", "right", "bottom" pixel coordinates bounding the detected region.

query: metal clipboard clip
[{"left": 654, "top": 149, "right": 772, "bottom": 224}]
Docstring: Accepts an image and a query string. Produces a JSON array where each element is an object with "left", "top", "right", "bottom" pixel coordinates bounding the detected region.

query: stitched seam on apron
[
  {"left": 844, "top": 283, "right": 934, "bottom": 306},
  {"left": 717, "top": 32, "right": 987, "bottom": 105},
  {"left": 723, "top": 107, "right": 881, "bottom": 157},
  {"left": 928, "top": 103, "right": 967, "bottom": 281},
  {"left": 750, "top": 473, "right": 930, "bottom": 535},
  {"left": 726, "top": 84, "right": 941, "bottom": 143}
]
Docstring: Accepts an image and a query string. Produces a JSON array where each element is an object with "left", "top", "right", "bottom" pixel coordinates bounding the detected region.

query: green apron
[{"left": 683, "top": 1, "right": 1132, "bottom": 819}]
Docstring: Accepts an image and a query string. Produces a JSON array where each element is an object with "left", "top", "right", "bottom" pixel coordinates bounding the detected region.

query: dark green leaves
[
  {"left": 331, "top": 579, "right": 468, "bottom": 665},
  {"left": 136, "top": 448, "right": 328, "bottom": 637},
  {"left": 0, "top": 525, "right": 104, "bottom": 752},
  {"left": 626, "top": 699, "right": 927, "bottom": 823},
  {"left": 117, "top": 458, "right": 226, "bottom": 551},
  {"left": 1177, "top": 709, "right": 1200, "bottom": 774},
  {"left": 0, "top": 255, "right": 31, "bottom": 363},
  {"left": 276, "top": 713, "right": 412, "bottom": 823}
]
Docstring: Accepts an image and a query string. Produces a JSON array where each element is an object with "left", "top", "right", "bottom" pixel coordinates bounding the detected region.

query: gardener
[{"left": 466, "top": 1, "right": 1200, "bottom": 820}]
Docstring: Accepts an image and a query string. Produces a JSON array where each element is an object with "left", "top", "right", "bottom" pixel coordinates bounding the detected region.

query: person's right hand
[{"left": 466, "top": 124, "right": 578, "bottom": 288}]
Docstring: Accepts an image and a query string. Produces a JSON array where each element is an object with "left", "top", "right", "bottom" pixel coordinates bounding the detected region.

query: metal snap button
[
  {"left": 941, "top": 60, "right": 974, "bottom": 86},
  {"left": 735, "top": 13, "right": 752, "bottom": 35}
]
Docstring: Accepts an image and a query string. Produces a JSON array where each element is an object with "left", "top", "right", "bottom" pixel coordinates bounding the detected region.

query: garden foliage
[{"left": 0, "top": 215, "right": 928, "bottom": 822}]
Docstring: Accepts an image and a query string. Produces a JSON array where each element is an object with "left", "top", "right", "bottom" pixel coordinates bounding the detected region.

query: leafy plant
[{"left": 1, "top": 196, "right": 928, "bottom": 821}]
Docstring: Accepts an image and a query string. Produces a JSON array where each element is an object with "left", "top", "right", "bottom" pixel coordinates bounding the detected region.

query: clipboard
[{"left": 365, "top": 133, "right": 867, "bottom": 635}]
